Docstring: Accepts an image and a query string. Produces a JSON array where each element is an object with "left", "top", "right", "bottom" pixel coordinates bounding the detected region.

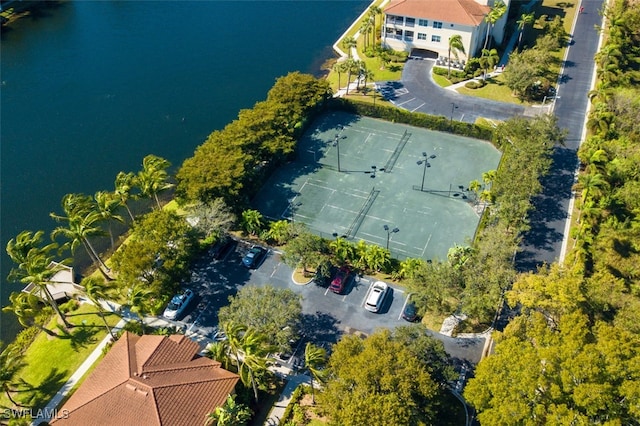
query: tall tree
[
  {"left": 81, "top": 277, "right": 117, "bottom": 339},
  {"left": 319, "top": 330, "right": 440, "bottom": 425},
  {"left": 0, "top": 344, "right": 30, "bottom": 408},
  {"left": 136, "top": 154, "right": 173, "bottom": 209},
  {"left": 50, "top": 193, "right": 111, "bottom": 277},
  {"left": 237, "top": 327, "right": 273, "bottom": 403},
  {"left": 516, "top": 12, "right": 535, "bottom": 50},
  {"left": 368, "top": 5, "right": 382, "bottom": 43},
  {"left": 341, "top": 36, "right": 357, "bottom": 58},
  {"left": 448, "top": 34, "right": 466, "bottom": 78},
  {"left": 114, "top": 171, "right": 138, "bottom": 222},
  {"left": 2, "top": 292, "right": 58, "bottom": 337},
  {"left": 304, "top": 342, "right": 327, "bottom": 404},
  {"left": 483, "top": 0, "right": 507, "bottom": 50},
  {"left": 6, "top": 230, "right": 72, "bottom": 329},
  {"left": 218, "top": 286, "right": 302, "bottom": 352},
  {"left": 204, "top": 394, "right": 252, "bottom": 426},
  {"left": 94, "top": 190, "right": 124, "bottom": 248}
]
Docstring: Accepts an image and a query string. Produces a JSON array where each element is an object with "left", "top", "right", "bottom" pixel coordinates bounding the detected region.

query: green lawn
[{"left": 1, "top": 303, "right": 121, "bottom": 410}]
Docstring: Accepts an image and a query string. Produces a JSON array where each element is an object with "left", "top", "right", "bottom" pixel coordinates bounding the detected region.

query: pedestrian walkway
[{"left": 263, "top": 373, "right": 310, "bottom": 426}]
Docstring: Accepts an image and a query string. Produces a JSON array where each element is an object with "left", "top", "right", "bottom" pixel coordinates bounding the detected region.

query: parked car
[
  {"left": 211, "top": 236, "right": 236, "bottom": 260},
  {"left": 402, "top": 296, "right": 418, "bottom": 322},
  {"left": 329, "top": 266, "right": 351, "bottom": 294},
  {"left": 163, "top": 289, "right": 195, "bottom": 320},
  {"left": 365, "top": 281, "right": 388, "bottom": 313},
  {"left": 242, "top": 245, "right": 267, "bottom": 269}
]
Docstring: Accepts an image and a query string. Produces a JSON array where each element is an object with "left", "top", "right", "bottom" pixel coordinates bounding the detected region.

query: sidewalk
[{"left": 264, "top": 373, "right": 311, "bottom": 426}]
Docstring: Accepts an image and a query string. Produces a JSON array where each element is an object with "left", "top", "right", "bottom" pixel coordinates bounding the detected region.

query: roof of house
[
  {"left": 384, "top": 0, "right": 490, "bottom": 26},
  {"left": 22, "top": 261, "right": 84, "bottom": 301},
  {"left": 51, "top": 332, "right": 239, "bottom": 426}
]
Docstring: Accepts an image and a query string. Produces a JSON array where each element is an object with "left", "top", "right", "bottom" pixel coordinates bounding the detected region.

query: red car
[{"left": 330, "top": 266, "right": 351, "bottom": 294}]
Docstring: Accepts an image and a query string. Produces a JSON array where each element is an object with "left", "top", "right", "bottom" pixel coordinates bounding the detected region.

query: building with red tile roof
[
  {"left": 382, "top": 0, "right": 510, "bottom": 59},
  {"left": 51, "top": 332, "right": 239, "bottom": 426}
]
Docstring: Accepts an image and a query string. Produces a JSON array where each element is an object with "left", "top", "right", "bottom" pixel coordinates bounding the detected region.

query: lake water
[{"left": 0, "top": 0, "right": 369, "bottom": 343}]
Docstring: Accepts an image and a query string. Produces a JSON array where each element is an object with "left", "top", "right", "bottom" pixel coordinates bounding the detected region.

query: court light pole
[
  {"left": 333, "top": 134, "right": 341, "bottom": 172},
  {"left": 383, "top": 224, "right": 399, "bottom": 250},
  {"left": 416, "top": 152, "right": 431, "bottom": 192}
]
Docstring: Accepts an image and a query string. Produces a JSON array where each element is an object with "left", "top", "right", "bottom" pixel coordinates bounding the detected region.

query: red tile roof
[
  {"left": 384, "top": 0, "right": 490, "bottom": 26},
  {"left": 51, "top": 332, "right": 239, "bottom": 426}
]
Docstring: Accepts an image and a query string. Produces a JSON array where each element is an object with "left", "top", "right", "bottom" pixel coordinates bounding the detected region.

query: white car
[
  {"left": 163, "top": 289, "right": 195, "bottom": 320},
  {"left": 365, "top": 281, "right": 388, "bottom": 313}
]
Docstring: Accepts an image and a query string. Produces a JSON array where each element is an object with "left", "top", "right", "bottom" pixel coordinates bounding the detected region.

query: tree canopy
[{"left": 217, "top": 285, "right": 302, "bottom": 352}]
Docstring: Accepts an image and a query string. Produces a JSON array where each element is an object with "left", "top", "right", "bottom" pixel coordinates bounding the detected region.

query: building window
[
  {"left": 418, "top": 19, "right": 428, "bottom": 26},
  {"left": 405, "top": 17, "right": 415, "bottom": 27},
  {"left": 395, "top": 29, "right": 403, "bottom": 40},
  {"left": 417, "top": 33, "right": 427, "bottom": 40},
  {"left": 433, "top": 21, "right": 443, "bottom": 29},
  {"left": 388, "top": 15, "right": 403, "bottom": 25},
  {"left": 432, "top": 35, "right": 441, "bottom": 42},
  {"left": 405, "top": 30, "right": 414, "bottom": 41}
]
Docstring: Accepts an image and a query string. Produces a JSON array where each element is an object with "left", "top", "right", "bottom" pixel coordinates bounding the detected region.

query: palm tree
[
  {"left": 329, "top": 238, "right": 355, "bottom": 264},
  {"left": 237, "top": 327, "right": 273, "bottom": 403},
  {"left": 333, "top": 61, "right": 348, "bottom": 92},
  {"left": 344, "top": 58, "right": 359, "bottom": 95},
  {"left": 0, "top": 344, "right": 30, "bottom": 408},
  {"left": 3, "top": 292, "right": 59, "bottom": 337},
  {"left": 574, "top": 173, "right": 610, "bottom": 202},
  {"left": 123, "top": 284, "right": 154, "bottom": 330},
  {"left": 479, "top": 48, "right": 499, "bottom": 80},
  {"left": 303, "top": 342, "right": 327, "bottom": 404},
  {"left": 368, "top": 5, "right": 382, "bottom": 43},
  {"left": 6, "top": 231, "right": 72, "bottom": 329},
  {"left": 341, "top": 36, "right": 356, "bottom": 58},
  {"left": 448, "top": 34, "right": 466, "bottom": 78},
  {"left": 361, "top": 67, "right": 375, "bottom": 92},
  {"left": 114, "top": 171, "right": 138, "bottom": 222},
  {"left": 137, "top": 154, "right": 173, "bottom": 209},
  {"left": 240, "top": 209, "right": 263, "bottom": 236},
  {"left": 516, "top": 12, "right": 535, "bottom": 50},
  {"left": 365, "top": 245, "right": 390, "bottom": 272},
  {"left": 204, "top": 340, "right": 233, "bottom": 371},
  {"left": 483, "top": 0, "right": 507, "bottom": 50},
  {"left": 395, "top": 257, "right": 425, "bottom": 280},
  {"left": 222, "top": 321, "right": 247, "bottom": 370},
  {"left": 360, "top": 18, "right": 373, "bottom": 49},
  {"left": 204, "top": 394, "right": 252, "bottom": 426},
  {"left": 51, "top": 194, "right": 111, "bottom": 278},
  {"left": 81, "top": 277, "right": 117, "bottom": 339},
  {"left": 94, "top": 191, "right": 124, "bottom": 248}
]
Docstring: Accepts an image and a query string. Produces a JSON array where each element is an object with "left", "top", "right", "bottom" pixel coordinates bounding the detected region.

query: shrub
[
  {"left": 465, "top": 80, "right": 486, "bottom": 89},
  {"left": 279, "top": 384, "right": 308, "bottom": 425},
  {"left": 59, "top": 299, "right": 80, "bottom": 313}
]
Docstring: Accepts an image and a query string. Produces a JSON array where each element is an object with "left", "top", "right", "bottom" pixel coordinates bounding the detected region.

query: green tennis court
[{"left": 251, "top": 111, "right": 501, "bottom": 261}]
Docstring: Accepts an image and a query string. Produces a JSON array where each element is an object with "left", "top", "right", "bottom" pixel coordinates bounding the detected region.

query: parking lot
[
  {"left": 160, "top": 238, "right": 487, "bottom": 364},
  {"left": 168, "top": 239, "right": 409, "bottom": 340}
]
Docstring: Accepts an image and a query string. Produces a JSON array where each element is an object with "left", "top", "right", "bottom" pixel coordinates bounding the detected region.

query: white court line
[{"left": 421, "top": 233, "right": 433, "bottom": 258}]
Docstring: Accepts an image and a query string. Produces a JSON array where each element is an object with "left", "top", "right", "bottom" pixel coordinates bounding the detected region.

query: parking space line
[
  {"left": 361, "top": 281, "right": 375, "bottom": 308},
  {"left": 398, "top": 293, "right": 410, "bottom": 321},
  {"left": 411, "top": 103, "right": 425, "bottom": 112},
  {"left": 397, "top": 97, "right": 416, "bottom": 107}
]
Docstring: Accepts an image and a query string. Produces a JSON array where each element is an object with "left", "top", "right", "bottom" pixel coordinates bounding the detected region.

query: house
[
  {"left": 22, "top": 261, "right": 84, "bottom": 301},
  {"left": 381, "top": 0, "right": 510, "bottom": 60},
  {"left": 51, "top": 332, "right": 240, "bottom": 426}
]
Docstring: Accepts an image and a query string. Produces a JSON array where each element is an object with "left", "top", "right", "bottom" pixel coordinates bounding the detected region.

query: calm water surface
[{"left": 0, "top": 0, "right": 368, "bottom": 342}]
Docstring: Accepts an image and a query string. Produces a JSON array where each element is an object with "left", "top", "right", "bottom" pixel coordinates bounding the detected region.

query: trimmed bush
[{"left": 465, "top": 80, "right": 486, "bottom": 89}]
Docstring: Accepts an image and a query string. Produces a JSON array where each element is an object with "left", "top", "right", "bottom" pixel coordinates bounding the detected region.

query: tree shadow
[
  {"left": 28, "top": 368, "right": 69, "bottom": 410},
  {"left": 299, "top": 311, "right": 341, "bottom": 349},
  {"left": 55, "top": 324, "right": 100, "bottom": 351}
]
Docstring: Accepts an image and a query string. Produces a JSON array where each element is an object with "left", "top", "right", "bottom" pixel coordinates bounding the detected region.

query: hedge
[{"left": 328, "top": 98, "right": 495, "bottom": 141}]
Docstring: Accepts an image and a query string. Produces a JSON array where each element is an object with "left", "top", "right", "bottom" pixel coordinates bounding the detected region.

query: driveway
[{"left": 377, "top": 59, "right": 529, "bottom": 123}]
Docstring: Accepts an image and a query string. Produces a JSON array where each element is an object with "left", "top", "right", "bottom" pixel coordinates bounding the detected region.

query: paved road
[
  {"left": 516, "top": 0, "right": 605, "bottom": 270},
  {"left": 167, "top": 240, "right": 486, "bottom": 364}
]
